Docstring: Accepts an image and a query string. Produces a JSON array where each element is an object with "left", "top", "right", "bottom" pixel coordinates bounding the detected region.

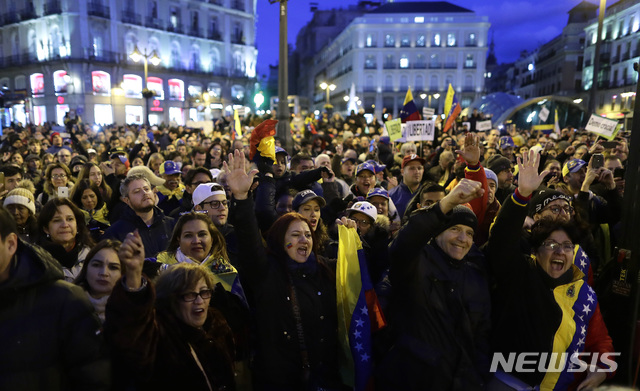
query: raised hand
[
  {"left": 439, "top": 178, "right": 484, "bottom": 214},
  {"left": 119, "top": 230, "right": 145, "bottom": 290},
  {"left": 517, "top": 150, "right": 549, "bottom": 197},
  {"left": 223, "top": 149, "right": 259, "bottom": 200},
  {"left": 335, "top": 216, "right": 357, "bottom": 230},
  {"left": 456, "top": 133, "right": 480, "bottom": 166}
]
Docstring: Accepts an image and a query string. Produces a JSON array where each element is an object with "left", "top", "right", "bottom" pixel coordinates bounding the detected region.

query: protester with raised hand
[
  {"left": 105, "top": 230, "right": 235, "bottom": 390},
  {"left": 485, "top": 150, "right": 614, "bottom": 390},
  {"left": 378, "top": 178, "right": 491, "bottom": 390},
  {"left": 226, "top": 149, "right": 347, "bottom": 390}
]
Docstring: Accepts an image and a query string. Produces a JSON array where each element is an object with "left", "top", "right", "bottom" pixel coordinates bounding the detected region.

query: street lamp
[
  {"left": 319, "top": 82, "right": 336, "bottom": 106},
  {"left": 130, "top": 45, "right": 161, "bottom": 127},
  {"left": 420, "top": 93, "right": 440, "bottom": 109}
]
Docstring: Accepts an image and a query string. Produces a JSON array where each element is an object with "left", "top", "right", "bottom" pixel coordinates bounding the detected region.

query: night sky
[{"left": 255, "top": 0, "right": 593, "bottom": 77}]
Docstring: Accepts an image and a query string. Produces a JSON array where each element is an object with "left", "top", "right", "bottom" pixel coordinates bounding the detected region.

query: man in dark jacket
[
  {"left": 378, "top": 178, "right": 491, "bottom": 390},
  {"left": 102, "top": 173, "right": 174, "bottom": 258},
  {"left": 0, "top": 208, "right": 110, "bottom": 390}
]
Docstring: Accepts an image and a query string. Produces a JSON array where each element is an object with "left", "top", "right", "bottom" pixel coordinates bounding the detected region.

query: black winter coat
[
  {"left": 102, "top": 205, "right": 175, "bottom": 258},
  {"left": 0, "top": 240, "right": 110, "bottom": 390},
  {"left": 231, "top": 197, "right": 343, "bottom": 390},
  {"left": 377, "top": 203, "right": 491, "bottom": 391}
]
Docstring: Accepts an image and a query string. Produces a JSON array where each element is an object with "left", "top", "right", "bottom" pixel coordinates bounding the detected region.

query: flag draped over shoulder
[
  {"left": 337, "top": 225, "right": 386, "bottom": 391},
  {"left": 399, "top": 87, "right": 422, "bottom": 123},
  {"left": 443, "top": 84, "right": 461, "bottom": 133}
]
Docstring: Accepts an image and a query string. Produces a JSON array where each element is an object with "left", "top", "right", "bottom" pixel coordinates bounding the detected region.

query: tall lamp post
[
  {"left": 130, "top": 45, "right": 161, "bottom": 127},
  {"left": 420, "top": 92, "right": 440, "bottom": 112},
  {"left": 320, "top": 82, "right": 336, "bottom": 110}
]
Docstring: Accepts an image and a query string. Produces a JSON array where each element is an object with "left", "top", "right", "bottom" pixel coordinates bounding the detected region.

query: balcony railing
[
  {"left": 88, "top": 3, "right": 110, "bottom": 18},
  {"left": 2, "top": 13, "right": 19, "bottom": 24},
  {"left": 413, "top": 63, "right": 426, "bottom": 69},
  {"left": 464, "top": 63, "right": 477, "bottom": 69},
  {"left": 383, "top": 63, "right": 396, "bottom": 69},
  {"left": 465, "top": 40, "right": 477, "bottom": 47},
  {"left": 462, "top": 86, "right": 475, "bottom": 92},
  {"left": 364, "top": 64, "right": 377, "bottom": 69},
  {"left": 20, "top": 8, "right": 38, "bottom": 21},
  {"left": 611, "top": 55, "right": 620, "bottom": 63},
  {"left": 44, "top": 0, "right": 62, "bottom": 15},
  {"left": 145, "top": 17, "right": 164, "bottom": 30},
  {"left": 209, "top": 0, "right": 223, "bottom": 4},
  {"left": 208, "top": 29, "right": 222, "bottom": 41},
  {"left": 88, "top": 50, "right": 119, "bottom": 63},
  {"left": 622, "top": 52, "right": 630, "bottom": 61},
  {"left": 231, "top": 35, "right": 244, "bottom": 45},
  {"left": 188, "top": 27, "right": 203, "bottom": 38},
  {"left": 429, "top": 62, "right": 442, "bottom": 69},
  {"left": 167, "top": 24, "right": 184, "bottom": 34},
  {"left": 363, "top": 86, "right": 376, "bottom": 92},
  {"left": 121, "top": 11, "right": 142, "bottom": 25},
  {"left": 444, "top": 62, "right": 457, "bottom": 69}
]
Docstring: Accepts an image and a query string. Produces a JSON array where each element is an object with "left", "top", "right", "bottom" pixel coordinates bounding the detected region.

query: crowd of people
[{"left": 0, "top": 108, "right": 632, "bottom": 390}]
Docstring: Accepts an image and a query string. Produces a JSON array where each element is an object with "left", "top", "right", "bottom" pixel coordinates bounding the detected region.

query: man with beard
[
  {"left": 487, "top": 154, "right": 515, "bottom": 204},
  {"left": 390, "top": 154, "right": 425, "bottom": 218},
  {"left": 102, "top": 174, "right": 174, "bottom": 257}
]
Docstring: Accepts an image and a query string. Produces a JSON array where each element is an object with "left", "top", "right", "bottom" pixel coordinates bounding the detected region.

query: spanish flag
[
  {"left": 337, "top": 225, "right": 386, "bottom": 391},
  {"left": 399, "top": 87, "right": 421, "bottom": 123}
]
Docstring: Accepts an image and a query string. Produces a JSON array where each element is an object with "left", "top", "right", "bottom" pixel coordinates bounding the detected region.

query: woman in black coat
[{"left": 225, "top": 150, "right": 347, "bottom": 391}]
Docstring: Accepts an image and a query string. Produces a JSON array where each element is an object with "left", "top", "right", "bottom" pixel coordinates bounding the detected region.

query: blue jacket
[
  {"left": 102, "top": 206, "right": 175, "bottom": 258},
  {"left": 389, "top": 182, "right": 418, "bottom": 219}
]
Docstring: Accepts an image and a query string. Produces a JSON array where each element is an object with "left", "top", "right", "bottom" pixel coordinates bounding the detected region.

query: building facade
[
  {"left": 300, "top": 1, "right": 489, "bottom": 120},
  {"left": 508, "top": 1, "right": 597, "bottom": 101},
  {"left": 0, "top": 0, "right": 257, "bottom": 127},
  {"left": 582, "top": 0, "right": 638, "bottom": 130}
]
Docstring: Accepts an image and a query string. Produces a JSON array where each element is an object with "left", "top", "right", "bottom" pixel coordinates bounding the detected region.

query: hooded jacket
[{"left": 0, "top": 240, "right": 110, "bottom": 390}]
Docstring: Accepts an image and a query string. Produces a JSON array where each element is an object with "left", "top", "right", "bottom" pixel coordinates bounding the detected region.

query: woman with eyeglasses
[
  {"left": 36, "top": 162, "right": 74, "bottom": 205},
  {"left": 74, "top": 239, "right": 123, "bottom": 323},
  {"left": 105, "top": 230, "right": 236, "bottom": 391},
  {"left": 485, "top": 151, "right": 614, "bottom": 391}
]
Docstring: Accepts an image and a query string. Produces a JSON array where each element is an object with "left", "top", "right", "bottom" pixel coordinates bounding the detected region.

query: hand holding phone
[
  {"left": 591, "top": 154, "right": 604, "bottom": 170},
  {"left": 58, "top": 186, "right": 69, "bottom": 198}
]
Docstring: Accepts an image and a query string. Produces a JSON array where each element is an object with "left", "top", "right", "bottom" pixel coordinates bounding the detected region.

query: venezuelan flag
[
  {"left": 337, "top": 225, "right": 386, "bottom": 391},
  {"left": 399, "top": 87, "right": 422, "bottom": 123},
  {"left": 443, "top": 93, "right": 461, "bottom": 133}
]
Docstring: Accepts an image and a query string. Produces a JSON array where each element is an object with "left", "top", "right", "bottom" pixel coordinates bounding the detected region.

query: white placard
[
  {"left": 476, "top": 120, "right": 492, "bottom": 131},
  {"left": 422, "top": 107, "right": 435, "bottom": 117},
  {"left": 538, "top": 106, "right": 550, "bottom": 122},
  {"left": 585, "top": 114, "right": 619, "bottom": 139},
  {"left": 405, "top": 120, "right": 435, "bottom": 141}
]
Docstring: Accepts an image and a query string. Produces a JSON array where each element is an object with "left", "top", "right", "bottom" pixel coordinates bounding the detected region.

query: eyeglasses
[
  {"left": 52, "top": 174, "right": 68, "bottom": 179},
  {"left": 180, "top": 289, "right": 213, "bottom": 302},
  {"left": 202, "top": 200, "right": 228, "bottom": 209},
  {"left": 541, "top": 240, "right": 574, "bottom": 253},
  {"left": 351, "top": 218, "right": 371, "bottom": 227},
  {"left": 545, "top": 205, "right": 574, "bottom": 215}
]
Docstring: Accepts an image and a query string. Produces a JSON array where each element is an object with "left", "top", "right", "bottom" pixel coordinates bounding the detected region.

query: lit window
[
  {"left": 416, "top": 35, "right": 425, "bottom": 47},
  {"left": 414, "top": 16, "right": 424, "bottom": 23},
  {"left": 433, "top": 33, "right": 440, "bottom": 46},
  {"left": 447, "top": 33, "right": 456, "bottom": 47},
  {"left": 400, "top": 56, "right": 409, "bottom": 69}
]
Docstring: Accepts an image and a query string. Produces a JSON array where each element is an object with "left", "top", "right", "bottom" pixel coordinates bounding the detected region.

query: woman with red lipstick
[
  {"left": 226, "top": 150, "right": 348, "bottom": 391},
  {"left": 105, "top": 231, "right": 236, "bottom": 391},
  {"left": 74, "top": 239, "right": 123, "bottom": 323}
]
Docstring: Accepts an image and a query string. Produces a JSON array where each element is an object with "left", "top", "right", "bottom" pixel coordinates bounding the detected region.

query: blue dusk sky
[{"left": 255, "top": 0, "right": 596, "bottom": 77}]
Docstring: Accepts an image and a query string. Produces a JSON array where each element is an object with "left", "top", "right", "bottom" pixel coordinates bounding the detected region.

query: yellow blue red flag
[
  {"left": 399, "top": 87, "right": 421, "bottom": 123},
  {"left": 337, "top": 225, "right": 386, "bottom": 391},
  {"left": 443, "top": 92, "right": 461, "bottom": 133}
]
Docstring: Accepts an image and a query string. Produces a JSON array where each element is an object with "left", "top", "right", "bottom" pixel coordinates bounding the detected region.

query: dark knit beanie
[
  {"left": 529, "top": 189, "right": 573, "bottom": 216},
  {"left": 487, "top": 155, "right": 512, "bottom": 174},
  {"left": 438, "top": 205, "right": 478, "bottom": 234}
]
